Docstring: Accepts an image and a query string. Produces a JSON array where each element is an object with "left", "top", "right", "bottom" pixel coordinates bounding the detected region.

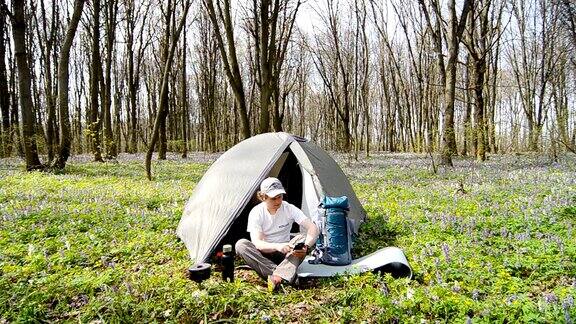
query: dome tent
[{"left": 177, "top": 132, "right": 366, "bottom": 264}]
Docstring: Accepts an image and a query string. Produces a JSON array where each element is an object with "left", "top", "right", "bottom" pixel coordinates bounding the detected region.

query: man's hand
[
  {"left": 276, "top": 243, "right": 292, "bottom": 254},
  {"left": 290, "top": 245, "right": 308, "bottom": 259}
]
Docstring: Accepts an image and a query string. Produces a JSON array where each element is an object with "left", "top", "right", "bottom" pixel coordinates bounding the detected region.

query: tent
[{"left": 177, "top": 132, "right": 366, "bottom": 264}]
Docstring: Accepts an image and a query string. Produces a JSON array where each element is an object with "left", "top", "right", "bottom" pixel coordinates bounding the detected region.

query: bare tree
[
  {"left": 462, "top": 0, "right": 505, "bottom": 161},
  {"left": 203, "top": 0, "right": 250, "bottom": 139},
  {"left": 33, "top": 0, "right": 59, "bottom": 163},
  {"left": 194, "top": 6, "right": 220, "bottom": 152},
  {"left": 508, "top": 0, "right": 562, "bottom": 151},
  {"left": 102, "top": 0, "right": 119, "bottom": 158},
  {"left": 157, "top": 0, "right": 175, "bottom": 160},
  {"left": 557, "top": 0, "right": 576, "bottom": 53},
  {"left": 246, "top": 0, "right": 302, "bottom": 132},
  {"left": 180, "top": 8, "right": 188, "bottom": 158},
  {"left": 5, "top": 0, "right": 43, "bottom": 170},
  {"left": 53, "top": 0, "right": 85, "bottom": 169},
  {"left": 124, "top": 0, "right": 152, "bottom": 153},
  {"left": 311, "top": 0, "right": 354, "bottom": 151},
  {"left": 145, "top": 0, "right": 190, "bottom": 180},
  {"left": 88, "top": 0, "right": 103, "bottom": 161},
  {"left": 0, "top": 0, "right": 11, "bottom": 157},
  {"left": 418, "top": 0, "right": 473, "bottom": 166}
]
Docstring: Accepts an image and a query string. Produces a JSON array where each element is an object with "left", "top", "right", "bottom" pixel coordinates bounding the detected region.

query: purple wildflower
[
  {"left": 543, "top": 293, "right": 558, "bottom": 304},
  {"left": 564, "top": 296, "right": 574, "bottom": 308},
  {"left": 506, "top": 295, "right": 518, "bottom": 305},
  {"left": 564, "top": 301, "right": 572, "bottom": 324},
  {"left": 261, "top": 315, "right": 271, "bottom": 322},
  {"left": 500, "top": 228, "right": 508, "bottom": 238},
  {"left": 441, "top": 215, "right": 448, "bottom": 228},
  {"left": 442, "top": 243, "right": 451, "bottom": 263},
  {"left": 452, "top": 282, "right": 461, "bottom": 293},
  {"left": 436, "top": 271, "right": 443, "bottom": 284},
  {"left": 471, "top": 290, "right": 480, "bottom": 301},
  {"left": 380, "top": 284, "right": 389, "bottom": 296}
]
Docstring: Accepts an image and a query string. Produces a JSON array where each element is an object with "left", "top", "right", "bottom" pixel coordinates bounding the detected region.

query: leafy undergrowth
[{"left": 1, "top": 153, "right": 575, "bottom": 322}]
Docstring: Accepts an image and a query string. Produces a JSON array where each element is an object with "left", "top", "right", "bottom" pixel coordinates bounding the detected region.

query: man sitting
[{"left": 235, "top": 177, "right": 319, "bottom": 292}]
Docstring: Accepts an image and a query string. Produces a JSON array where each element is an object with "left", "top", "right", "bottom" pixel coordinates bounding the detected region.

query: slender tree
[
  {"left": 418, "top": 0, "right": 473, "bottom": 166},
  {"left": 0, "top": 0, "right": 11, "bottom": 157},
  {"left": 33, "top": 0, "right": 58, "bottom": 163},
  {"left": 5, "top": 0, "right": 43, "bottom": 170},
  {"left": 146, "top": 0, "right": 190, "bottom": 180},
  {"left": 88, "top": 0, "right": 103, "bottom": 161},
  {"left": 53, "top": 0, "right": 85, "bottom": 169},
  {"left": 180, "top": 10, "right": 188, "bottom": 158},
  {"left": 248, "top": 0, "right": 302, "bottom": 133},
  {"left": 157, "top": 0, "right": 174, "bottom": 160},
  {"left": 203, "top": 0, "right": 250, "bottom": 139},
  {"left": 103, "top": 0, "right": 118, "bottom": 158}
]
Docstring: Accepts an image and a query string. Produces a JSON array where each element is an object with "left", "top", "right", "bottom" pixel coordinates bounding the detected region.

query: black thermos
[{"left": 222, "top": 244, "right": 234, "bottom": 282}]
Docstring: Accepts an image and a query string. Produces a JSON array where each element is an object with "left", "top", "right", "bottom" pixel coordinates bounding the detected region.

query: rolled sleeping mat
[
  {"left": 373, "top": 247, "right": 412, "bottom": 279},
  {"left": 297, "top": 246, "right": 412, "bottom": 279},
  {"left": 188, "top": 263, "right": 212, "bottom": 283}
]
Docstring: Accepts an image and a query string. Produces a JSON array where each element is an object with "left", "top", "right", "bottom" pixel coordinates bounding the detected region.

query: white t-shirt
[{"left": 247, "top": 201, "right": 308, "bottom": 243}]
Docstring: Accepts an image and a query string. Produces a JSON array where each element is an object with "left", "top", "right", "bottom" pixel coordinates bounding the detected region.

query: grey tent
[{"left": 177, "top": 132, "right": 366, "bottom": 264}]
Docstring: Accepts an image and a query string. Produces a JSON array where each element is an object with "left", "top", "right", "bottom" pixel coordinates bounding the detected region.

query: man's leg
[
  {"left": 272, "top": 254, "right": 304, "bottom": 284},
  {"left": 272, "top": 235, "right": 306, "bottom": 283},
  {"left": 235, "top": 239, "right": 279, "bottom": 279}
]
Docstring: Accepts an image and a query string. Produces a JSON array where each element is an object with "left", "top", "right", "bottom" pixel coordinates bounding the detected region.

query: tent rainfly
[{"left": 177, "top": 132, "right": 366, "bottom": 264}]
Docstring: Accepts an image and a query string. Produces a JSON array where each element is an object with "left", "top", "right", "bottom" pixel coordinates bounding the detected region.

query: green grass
[{"left": 1, "top": 153, "right": 575, "bottom": 322}]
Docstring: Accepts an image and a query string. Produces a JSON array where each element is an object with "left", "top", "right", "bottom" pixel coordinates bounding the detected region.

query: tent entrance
[{"left": 215, "top": 148, "right": 304, "bottom": 252}]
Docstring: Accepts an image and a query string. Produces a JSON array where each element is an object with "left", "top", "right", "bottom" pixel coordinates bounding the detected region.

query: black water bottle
[{"left": 222, "top": 244, "right": 234, "bottom": 282}]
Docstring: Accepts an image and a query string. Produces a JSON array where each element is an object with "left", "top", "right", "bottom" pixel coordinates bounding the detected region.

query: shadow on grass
[{"left": 352, "top": 212, "right": 399, "bottom": 258}]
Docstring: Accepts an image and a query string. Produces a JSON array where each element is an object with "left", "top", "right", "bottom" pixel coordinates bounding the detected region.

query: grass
[{"left": 1, "top": 153, "right": 575, "bottom": 322}]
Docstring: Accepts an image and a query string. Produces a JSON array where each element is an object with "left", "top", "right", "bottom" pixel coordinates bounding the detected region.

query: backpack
[{"left": 312, "top": 196, "right": 352, "bottom": 266}]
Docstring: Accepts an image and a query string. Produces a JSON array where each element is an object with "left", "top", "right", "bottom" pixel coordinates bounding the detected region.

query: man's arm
[
  {"left": 290, "top": 219, "right": 319, "bottom": 258},
  {"left": 300, "top": 218, "right": 319, "bottom": 247},
  {"left": 250, "top": 231, "right": 291, "bottom": 254}
]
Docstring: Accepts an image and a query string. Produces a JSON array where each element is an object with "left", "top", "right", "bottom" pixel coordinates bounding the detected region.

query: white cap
[{"left": 260, "top": 177, "right": 286, "bottom": 198}]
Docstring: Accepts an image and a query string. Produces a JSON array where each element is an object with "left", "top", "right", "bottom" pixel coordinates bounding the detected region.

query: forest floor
[{"left": 1, "top": 152, "right": 575, "bottom": 322}]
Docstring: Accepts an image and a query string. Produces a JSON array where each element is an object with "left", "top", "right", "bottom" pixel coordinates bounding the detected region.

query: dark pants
[{"left": 235, "top": 238, "right": 304, "bottom": 284}]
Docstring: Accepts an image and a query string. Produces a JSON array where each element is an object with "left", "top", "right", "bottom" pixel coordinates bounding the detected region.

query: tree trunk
[
  {"left": 145, "top": 0, "right": 190, "bottom": 180},
  {"left": 10, "top": 58, "right": 23, "bottom": 158},
  {"left": 35, "top": 0, "right": 58, "bottom": 163},
  {"left": 257, "top": 0, "right": 272, "bottom": 133},
  {"left": 126, "top": 0, "right": 138, "bottom": 153},
  {"left": 89, "top": 0, "right": 103, "bottom": 161},
  {"left": 113, "top": 83, "right": 122, "bottom": 152},
  {"left": 53, "top": 0, "right": 85, "bottom": 169},
  {"left": 440, "top": 0, "right": 472, "bottom": 166},
  {"left": 203, "top": 0, "right": 250, "bottom": 139},
  {"left": 157, "top": 0, "right": 173, "bottom": 161},
  {"left": 103, "top": 0, "right": 118, "bottom": 158},
  {"left": 461, "top": 55, "right": 472, "bottom": 156},
  {"left": 473, "top": 58, "right": 486, "bottom": 161},
  {"left": 10, "top": 0, "right": 42, "bottom": 170},
  {"left": 181, "top": 22, "right": 188, "bottom": 158},
  {"left": 528, "top": 121, "right": 542, "bottom": 151},
  {"left": 0, "top": 0, "right": 11, "bottom": 157}
]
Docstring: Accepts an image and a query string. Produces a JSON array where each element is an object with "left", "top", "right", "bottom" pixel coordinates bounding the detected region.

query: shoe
[
  {"left": 267, "top": 275, "right": 282, "bottom": 293},
  {"left": 293, "top": 277, "right": 300, "bottom": 287}
]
